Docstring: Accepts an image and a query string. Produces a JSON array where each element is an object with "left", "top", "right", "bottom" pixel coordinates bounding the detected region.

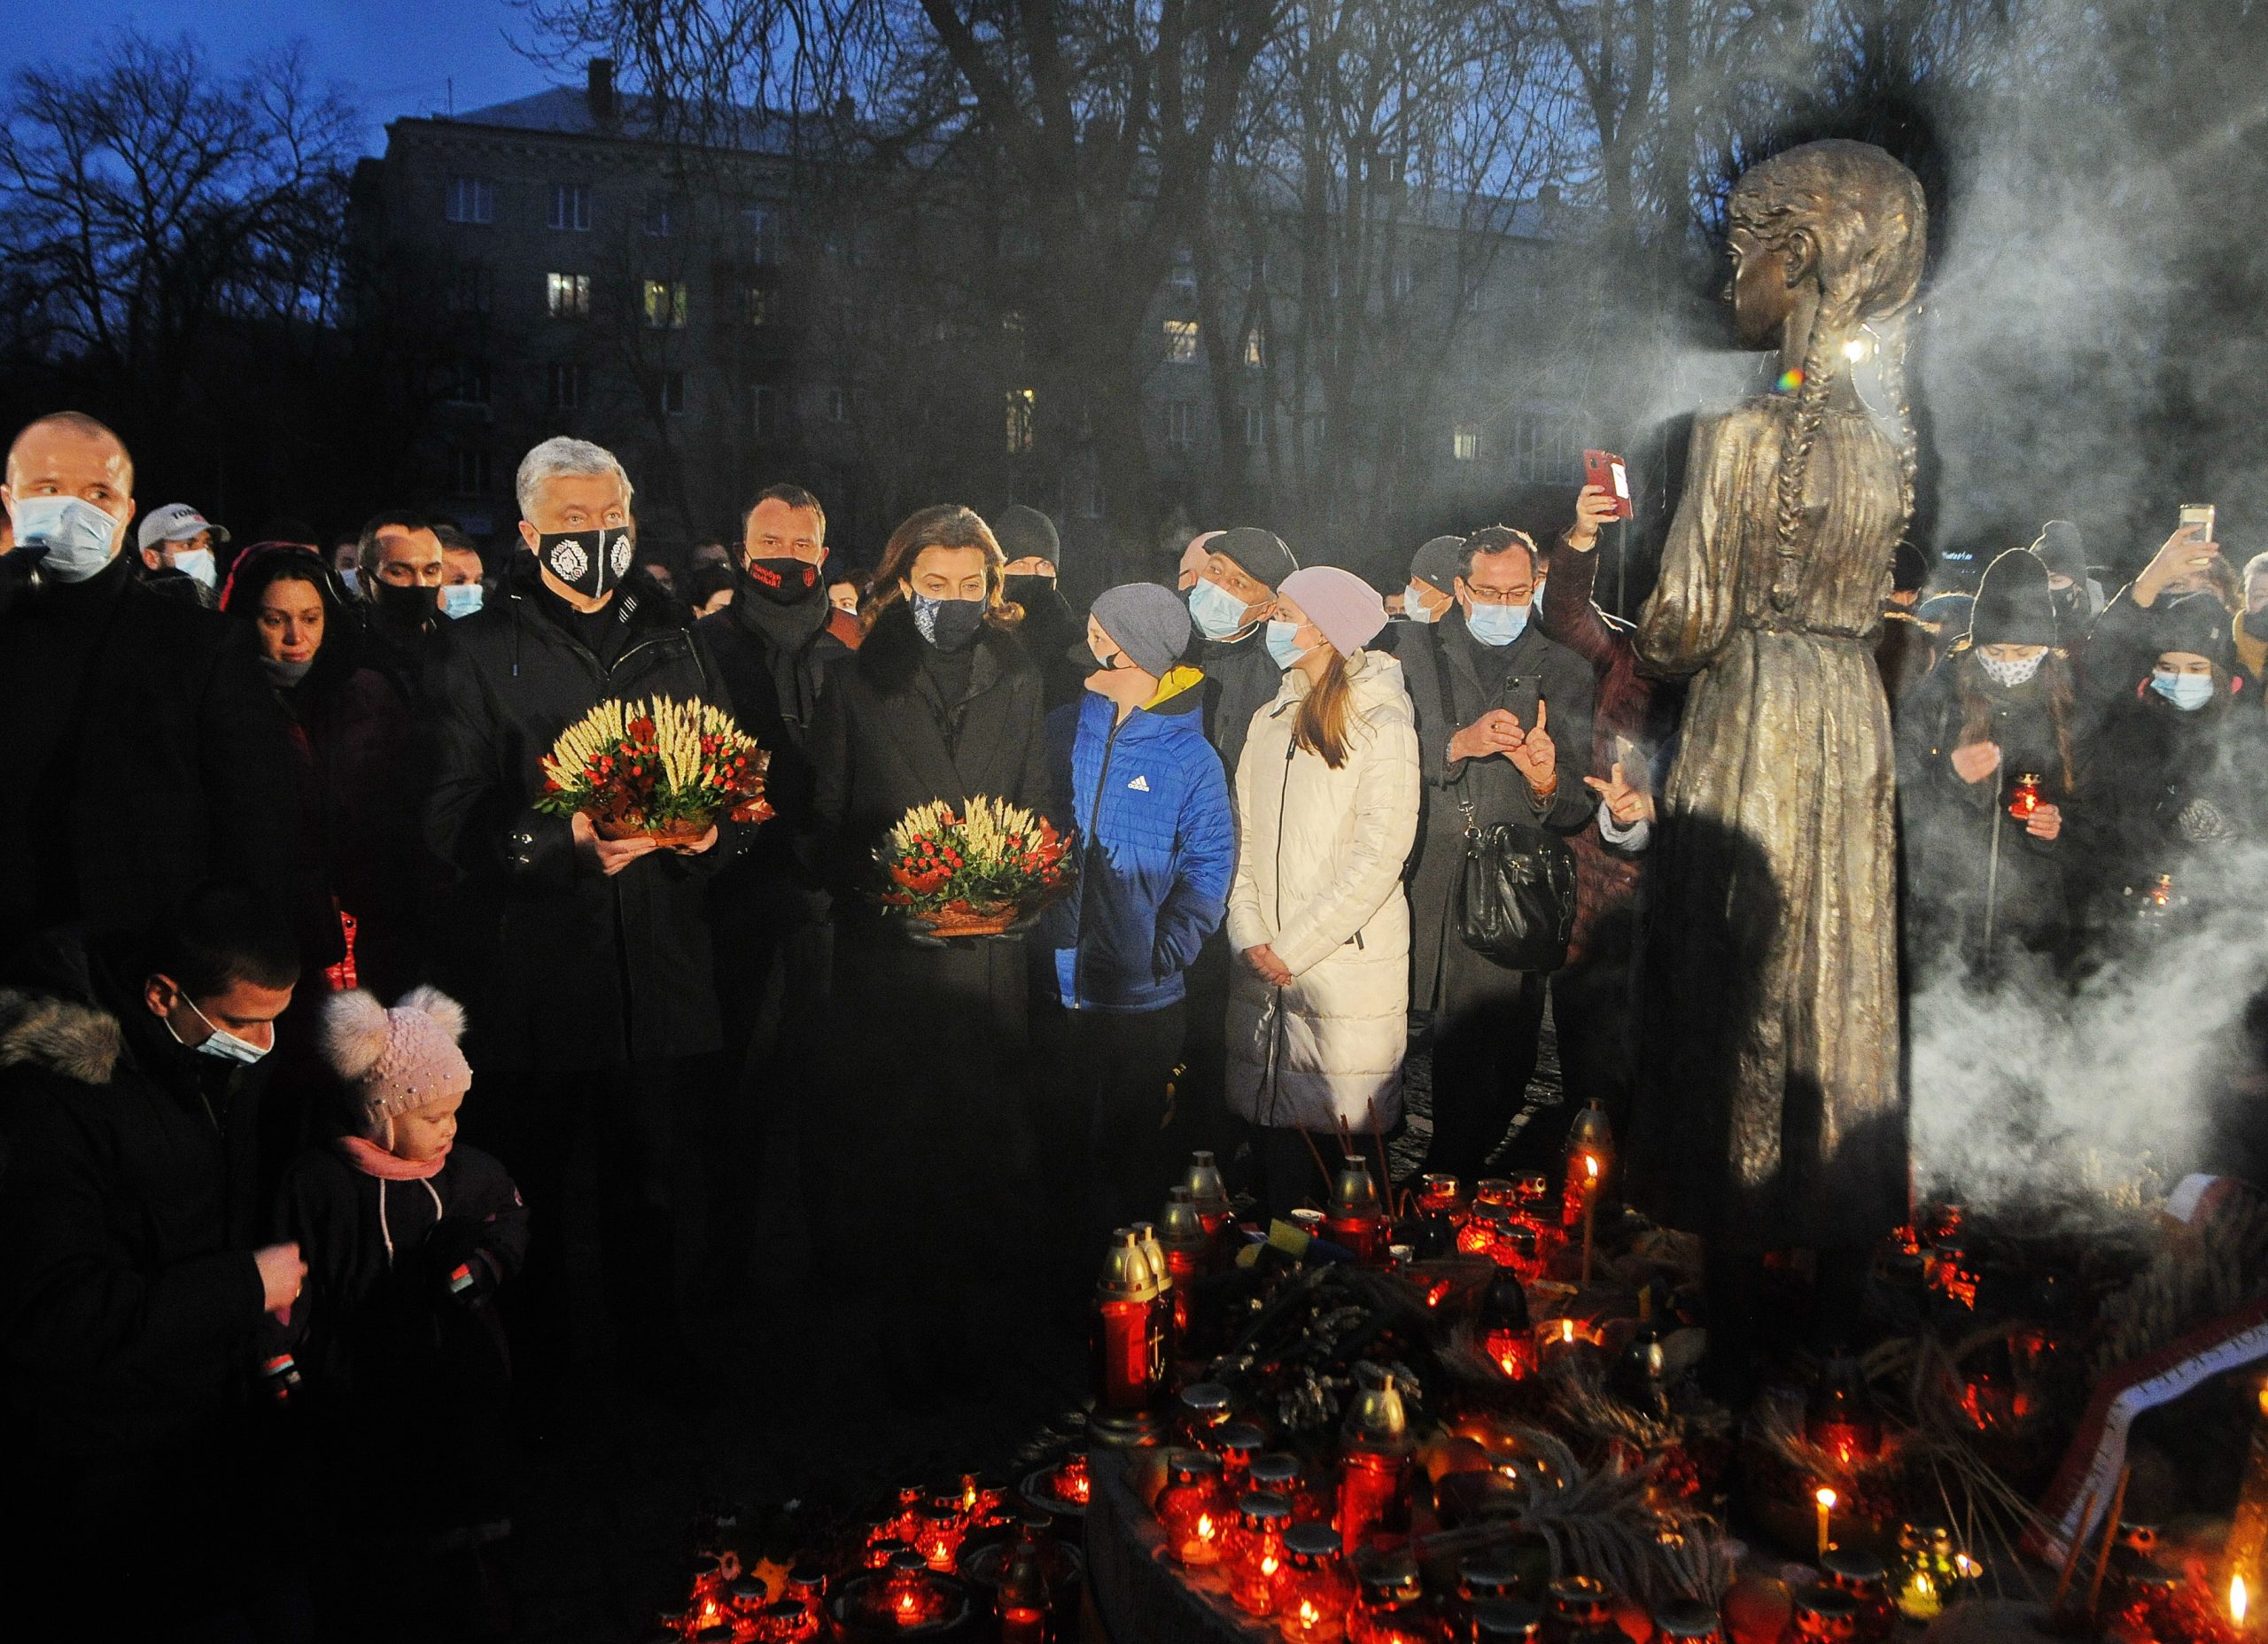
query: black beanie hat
[
  {"left": 1215, "top": 525, "right": 1297, "bottom": 591},
  {"left": 993, "top": 504, "right": 1060, "bottom": 568},
  {"left": 2154, "top": 590, "right": 2235, "bottom": 670},
  {"left": 1967, "top": 547, "right": 2058, "bottom": 648},
  {"left": 1891, "top": 540, "right": 1928, "bottom": 595},
  {"left": 2032, "top": 520, "right": 2086, "bottom": 585}
]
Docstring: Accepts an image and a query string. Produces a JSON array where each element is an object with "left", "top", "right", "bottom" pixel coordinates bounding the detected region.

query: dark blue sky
[{"left": 51, "top": 0, "right": 563, "bottom": 148}]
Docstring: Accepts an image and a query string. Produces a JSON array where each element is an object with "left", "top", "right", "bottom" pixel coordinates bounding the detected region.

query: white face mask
[
  {"left": 166, "top": 994, "right": 271, "bottom": 1066},
  {"left": 1976, "top": 649, "right": 2045, "bottom": 688},
  {"left": 170, "top": 546, "right": 217, "bottom": 589},
  {"left": 1403, "top": 584, "right": 1441, "bottom": 624},
  {"left": 9, "top": 494, "right": 121, "bottom": 582}
]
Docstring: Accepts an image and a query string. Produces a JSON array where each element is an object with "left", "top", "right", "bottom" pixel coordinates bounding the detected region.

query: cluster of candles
[{"left": 676, "top": 1548, "right": 827, "bottom": 1641}]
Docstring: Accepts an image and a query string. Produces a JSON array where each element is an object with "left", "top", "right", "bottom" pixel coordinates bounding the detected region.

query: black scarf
[{"left": 731, "top": 575, "right": 833, "bottom": 733}]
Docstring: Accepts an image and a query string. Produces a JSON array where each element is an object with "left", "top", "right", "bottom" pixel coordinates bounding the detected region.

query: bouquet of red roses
[
  {"left": 536, "top": 695, "right": 772, "bottom": 842},
  {"left": 874, "top": 796, "right": 1072, "bottom": 938}
]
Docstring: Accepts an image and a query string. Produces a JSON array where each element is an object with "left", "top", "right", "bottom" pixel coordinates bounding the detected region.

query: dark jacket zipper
[{"left": 1068, "top": 710, "right": 1130, "bottom": 1011}]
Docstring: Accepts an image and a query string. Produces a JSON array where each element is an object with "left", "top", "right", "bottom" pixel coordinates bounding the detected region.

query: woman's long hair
[
  {"left": 1951, "top": 644, "right": 2077, "bottom": 792},
  {"left": 862, "top": 504, "right": 1021, "bottom": 633},
  {"left": 1293, "top": 649, "right": 1356, "bottom": 770},
  {"left": 1729, "top": 140, "right": 1927, "bottom": 616}
]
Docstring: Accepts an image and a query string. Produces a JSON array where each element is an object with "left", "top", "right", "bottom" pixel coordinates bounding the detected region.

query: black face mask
[
  {"left": 912, "top": 593, "right": 987, "bottom": 653},
  {"left": 2051, "top": 585, "right": 2087, "bottom": 626},
  {"left": 2244, "top": 607, "right": 2268, "bottom": 642},
  {"left": 374, "top": 579, "right": 438, "bottom": 624},
  {"left": 1006, "top": 573, "right": 1059, "bottom": 613},
  {"left": 741, "top": 555, "right": 821, "bottom": 606},
  {"left": 1068, "top": 640, "right": 1122, "bottom": 677},
  {"left": 537, "top": 527, "right": 633, "bottom": 601}
]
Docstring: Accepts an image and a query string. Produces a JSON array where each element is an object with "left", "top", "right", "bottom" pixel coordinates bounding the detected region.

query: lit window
[
  {"left": 445, "top": 177, "right": 493, "bottom": 224},
  {"left": 1164, "top": 400, "right": 1195, "bottom": 450},
  {"left": 642, "top": 280, "right": 687, "bottom": 330},
  {"left": 662, "top": 371, "right": 686, "bottom": 415},
  {"left": 1164, "top": 319, "right": 1199, "bottom": 363},
  {"left": 1006, "top": 388, "right": 1036, "bottom": 455},
  {"left": 546, "top": 273, "right": 590, "bottom": 319},
  {"left": 1244, "top": 328, "right": 1265, "bottom": 369},
  {"left": 548, "top": 364, "right": 586, "bottom": 410},
  {"left": 1453, "top": 423, "right": 1481, "bottom": 462},
  {"left": 548, "top": 183, "right": 592, "bottom": 231},
  {"left": 742, "top": 285, "right": 770, "bottom": 327}
]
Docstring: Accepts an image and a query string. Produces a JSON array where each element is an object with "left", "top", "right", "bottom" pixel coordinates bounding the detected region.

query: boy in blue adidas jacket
[{"left": 1035, "top": 583, "right": 1236, "bottom": 1249}]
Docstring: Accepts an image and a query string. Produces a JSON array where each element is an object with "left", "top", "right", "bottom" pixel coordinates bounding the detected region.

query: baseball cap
[{"left": 137, "top": 503, "right": 229, "bottom": 553}]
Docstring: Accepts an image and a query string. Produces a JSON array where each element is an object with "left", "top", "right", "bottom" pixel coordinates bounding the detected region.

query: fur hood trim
[{"left": 0, "top": 989, "right": 124, "bottom": 1085}]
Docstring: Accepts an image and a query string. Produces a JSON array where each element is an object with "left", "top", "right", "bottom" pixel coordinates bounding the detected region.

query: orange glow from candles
[
  {"left": 1815, "top": 1486, "right": 1837, "bottom": 1561},
  {"left": 1585, "top": 1154, "right": 1600, "bottom": 1183},
  {"left": 1561, "top": 1319, "right": 1576, "bottom": 1344},
  {"left": 2235, "top": 1574, "right": 2249, "bottom": 1625}
]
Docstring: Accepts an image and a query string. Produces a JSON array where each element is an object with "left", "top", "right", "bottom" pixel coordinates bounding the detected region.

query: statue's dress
[{"left": 1631, "top": 394, "right": 1907, "bottom": 1250}]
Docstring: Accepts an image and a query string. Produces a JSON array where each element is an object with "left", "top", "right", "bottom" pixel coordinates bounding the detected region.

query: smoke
[{"left": 1906, "top": 835, "right": 2268, "bottom": 1208}]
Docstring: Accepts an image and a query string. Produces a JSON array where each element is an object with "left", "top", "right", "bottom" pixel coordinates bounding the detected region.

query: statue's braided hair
[{"left": 1729, "top": 141, "right": 1927, "bottom": 613}]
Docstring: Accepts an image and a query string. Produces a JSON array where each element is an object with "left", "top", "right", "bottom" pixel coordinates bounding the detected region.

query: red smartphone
[{"left": 1583, "top": 450, "right": 1635, "bottom": 519}]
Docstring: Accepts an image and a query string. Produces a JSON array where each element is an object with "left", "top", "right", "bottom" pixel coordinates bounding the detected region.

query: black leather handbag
[{"left": 1453, "top": 795, "right": 1577, "bottom": 971}]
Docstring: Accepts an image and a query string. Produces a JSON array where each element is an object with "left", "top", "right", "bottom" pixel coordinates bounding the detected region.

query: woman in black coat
[
  {"left": 219, "top": 545, "right": 420, "bottom": 997},
  {"left": 1896, "top": 548, "right": 2079, "bottom": 983},
  {"left": 806, "top": 504, "right": 1051, "bottom": 1396}
]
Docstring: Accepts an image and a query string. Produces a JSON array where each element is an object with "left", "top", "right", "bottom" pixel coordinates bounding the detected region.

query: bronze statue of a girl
[{"left": 1628, "top": 141, "right": 1925, "bottom": 1285}]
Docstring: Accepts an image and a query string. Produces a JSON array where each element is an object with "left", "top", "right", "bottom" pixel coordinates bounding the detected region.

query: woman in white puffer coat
[{"left": 1225, "top": 565, "right": 1422, "bottom": 1214}]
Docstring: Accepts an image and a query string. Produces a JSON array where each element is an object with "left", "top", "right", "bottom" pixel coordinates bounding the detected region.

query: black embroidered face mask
[
  {"left": 538, "top": 526, "right": 633, "bottom": 600},
  {"left": 741, "top": 555, "right": 821, "bottom": 606}
]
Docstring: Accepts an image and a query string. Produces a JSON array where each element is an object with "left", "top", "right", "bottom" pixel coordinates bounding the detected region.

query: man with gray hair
[{"left": 424, "top": 434, "right": 736, "bottom": 1400}]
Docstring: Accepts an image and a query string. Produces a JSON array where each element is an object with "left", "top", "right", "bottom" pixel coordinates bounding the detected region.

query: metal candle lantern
[
  {"left": 2227, "top": 1384, "right": 2268, "bottom": 1625},
  {"left": 1227, "top": 1493, "right": 1294, "bottom": 1617},
  {"left": 1157, "top": 1449, "right": 1230, "bottom": 1567},
  {"left": 1480, "top": 1269, "right": 1536, "bottom": 1381},
  {"left": 1184, "top": 1151, "right": 1236, "bottom": 1234},
  {"left": 1560, "top": 1102, "right": 1613, "bottom": 1230},
  {"left": 1160, "top": 1187, "right": 1211, "bottom": 1340},
  {"left": 1278, "top": 1524, "right": 1355, "bottom": 1643},
  {"left": 1091, "top": 1230, "right": 1164, "bottom": 1441},
  {"left": 2008, "top": 772, "right": 2043, "bottom": 821},
  {"left": 1339, "top": 1369, "right": 1416, "bottom": 1554},
  {"left": 1805, "top": 1353, "right": 1884, "bottom": 1466},
  {"left": 995, "top": 1533, "right": 1050, "bottom": 1644},
  {"left": 1347, "top": 1552, "right": 1434, "bottom": 1644}
]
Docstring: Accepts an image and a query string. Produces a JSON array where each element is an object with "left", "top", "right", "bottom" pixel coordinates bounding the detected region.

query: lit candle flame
[
  {"left": 1584, "top": 1154, "right": 1599, "bottom": 1182},
  {"left": 1299, "top": 1598, "right": 1321, "bottom": 1626},
  {"left": 1560, "top": 1319, "right": 1576, "bottom": 1344},
  {"left": 2236, "top": 1574, "right": 2249, "bottom": 1625},
  {"left": 1954, "top": 1554, "right": 1980, "bottom": 1578},
  {"left": 1260, "top": 1553, "right": 1278, "bottom": 1577},
  {"left": 1196, "top": 1514, "right": 1214, "bottom": 1539},
  {"left": 1815, "top": 1485, "right": 1837, "bottom": 1510}
]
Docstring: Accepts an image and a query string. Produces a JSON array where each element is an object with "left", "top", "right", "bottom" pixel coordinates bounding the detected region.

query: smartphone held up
[{"left": 1583, "top": 450, "right": 1635, "bottom": 519}]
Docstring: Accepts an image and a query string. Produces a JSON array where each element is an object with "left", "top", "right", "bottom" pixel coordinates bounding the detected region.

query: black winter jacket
[
  {"left": 1895, "top": 653, "right": 2077, "bottom": 972},
  {"left": 423, "top": 555, "right": 738, "bottom": 1071},
  {"left": 2075, "top": 686, "right": 2266, "bottom": 921},
  {"left": 1199, "top": 629, "right": 1285, "bottom": 774},
  {"left": 808, "top": 603, "right": 1054, "bottom": 903},
  {"left": 0, "top": 554, "right": 299, "bottom": 965},
  {"left": 0, "top": 947, "right": 272, "bottom": 1460},
  {"left": 697, "top": 591, "right": 849, "bottom": 878},
  {"left": 1402, "top": 615, "right": 1596, "bottom": 1008},
  {"left": 275, "top": 1141, "right": 528, "bottom": 1400}
]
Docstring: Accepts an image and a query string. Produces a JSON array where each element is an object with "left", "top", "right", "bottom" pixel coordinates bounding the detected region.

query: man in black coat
[
  {"left": 0, "top": 413, "right": 299, "bottom": 971},
  {"left": 1404, "top": 527, "right": 1596, "bottom": 1181},
  {"left": 1187, "top": 524, "right": 1298, "bottom": 773},
  {"left": 423, "top": 436, "right": 736, "bottom": 1393},
  {"left": 995, "top": 502, "right": 1087, "bottom": 709},
  {"left": 352, "top": 509, "right": 448, "bottom": 709},
  {"left": 697, "top": 482, "right": 847, "bottom": 1287},
  {"left": 0, "top": 883, "right": 307, "bottom": 1624}
]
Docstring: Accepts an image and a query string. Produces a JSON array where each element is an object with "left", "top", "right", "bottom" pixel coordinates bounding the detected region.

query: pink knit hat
[
  {"left": 321, "top": 986, "right": 473, "bottom": 1129},
  {"left": 1179, "top": 530, "right": 1223, "bottom": 583},
  {"left": 1280, "top": 566, "right": 1387, "bottom": 658}
]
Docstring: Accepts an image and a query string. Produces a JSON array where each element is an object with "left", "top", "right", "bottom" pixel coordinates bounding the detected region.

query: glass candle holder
[
  {"left": 866, "top": 1537, "right": 912, "bottom": 1572},
  {"left": 1184, "top": 1150, "right": 1235, "bottom": 1234},
  {"left": 1472, "top": 1599, "right": 1545, "bottom": 1640},
  {"left": 755, "top": 1597, "right": 819, "bottom": 1642},
  {"left": 1458, "top": 1205, "right": 1507, "bottom": 1260},
  {"left": 1545, "top": 1575, "right": 1613, "bottom": 1639},
  {"left": 1459, "top": 1555, "right": 1524, "bottom": 1609},
  {"left": 1250, "top": 1453, "right": 1328, "bottom": 1526},
  {"left": 1278, "top": 1524, "right": 1355, "bottom": 1643},
  {"left": 1216, "top": 1423, "right": 1268, "bottom": 1498},
  {"left": 1347, "top": 1552, "right": 1437, "bottom": 1644},
  {"left": 1157, "top": 1449, "right": 1230, "bottom": 1567},
  {"left": 1227, "top": 1493, "right": 1295, "bottom": 1618},
  {"left": 880, "top": 1549, "right": 948, "bottom": 1630},
  {"left": 1178, "top": 1381, "right": 1236, "bottom": 1445},
  {"left": 1326, "top": 1156, "right": 1389, "bottom": 1262},
  {"left": 1783, "top": 1586, "right": 1859, "bottom": 1642},
  {"left": 1419, "top": 1175, "right": 1464, "bottom": 1216},
  {"left": 915, "top": 1501, "right": 966, "bottom": 1572},
  {"left": 1818, "top": 1549, "right": 1893, "bottom": 1643},
  {"left": 1891, "top": 1522, "right": 1957, "bottom": 1621},
  {"left": 2008, "top": 772, "right": 2043, "bottom": 822},
  {"left": 1651, "top": 1599, "right": 1725, "bottom": 1641},
  {"left": 1340, "top": 1372, "right": 1415, "bottom": 1554},
  {"left": 786, "top": 1563, "right": 826, "bottom": 1627}
]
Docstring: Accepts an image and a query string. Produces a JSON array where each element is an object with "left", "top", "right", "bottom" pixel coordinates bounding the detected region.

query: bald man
[{"left": 0, "top": 413, "right": 299, "bottom": 958}]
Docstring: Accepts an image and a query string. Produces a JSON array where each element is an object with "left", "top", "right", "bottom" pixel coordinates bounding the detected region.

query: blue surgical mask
[
  {"left": 171, "top": 546, "right": 216, "bottom": 589},
  {"left": 2151, "top": 669, "right": 2214, "bottom": 711},
  {"left": 440, "top": 583, "right": 485, "bottom": 619},
  {"left": 167, "top": 995, "right": 271, "bottom": 1066},
  {"left": 1404, "top": 584, "right": 1441, "bottom": 624},
  {"left": 1265, "top": 620, "right": 1310, "bottom": 670},
  {"left": 10, "top": 494, "right": 120, "bottom": 582},
  {"left": 1188, "top": 578, "right": 1256, "bottom": 641},
  {"left": 1464, "top": 600, "right": 1532, "bottom": 647},
  {"left": 338, "top": 567, "right": 360, "bottom": 594}
]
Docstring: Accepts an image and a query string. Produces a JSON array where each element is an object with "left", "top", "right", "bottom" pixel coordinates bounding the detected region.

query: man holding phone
[{"left": 1404, "top": 526, "right": 1596, "bottom": 1183}]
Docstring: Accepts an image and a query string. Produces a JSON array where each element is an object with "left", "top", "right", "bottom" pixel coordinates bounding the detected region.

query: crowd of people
[{"left": 0, "top": 406, "right": 2263, "bottom": 1636}]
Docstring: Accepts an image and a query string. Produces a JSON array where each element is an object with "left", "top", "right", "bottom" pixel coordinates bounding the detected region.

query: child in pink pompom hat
[{"left": 272, "top": 987, "right": 528, "bottom": 1581}]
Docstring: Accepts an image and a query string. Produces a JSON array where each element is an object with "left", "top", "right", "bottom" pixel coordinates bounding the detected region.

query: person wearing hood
[
  {"left": 1404, "top": 527, "right": 1596, "bottom": 1182},
  {"left": 1188, "top": 524, "right": 1299, "bottom": 772},
  {"left": 1875, "top": 539, "right": 1935, "bottom": 707},
  {"left": 696, "top": 483, "right": 850, "bottom": 1291},
  {"left": 423, "top": 437, "right": 736, "bottom": 1400},
  {"left": 2085, "top": 515, "right": 2234, "bottom": 716},
  {"left": 1223, "top": 567, "right": 1419, "bottom": 1218},
  {"left": 2234, "top": 550, "right": 2268, "bottom": 686},
  {"left": 1032, "top": 584, "right": 1233, "bottom": 1252},
  {"left": 0, "top": 884, "right": 307, "bottom": 1625},
  {"left": 136, "top": 501, "right": 227, "bottom": 609},
  {"left": 807, "top": 504, "right": 1052, "bottom": 1398},
  {"left": 0, "top": 413, "right": 299, "bottom": 966},
  {"left": 995, "top": 502, "right": 1085, "bottom": 708},
  {"left": 2032, "top": 519, "right": 2103, "bottom": 644},
  {"left": 1896, "top": 547, "right": 2078, "bottom": 981},
  {"left": 2075, "top": 585, "right": 2265, "bottom": 945},
  {"left": 220, "top": 544, "right": 421, "bottom": 1000}
]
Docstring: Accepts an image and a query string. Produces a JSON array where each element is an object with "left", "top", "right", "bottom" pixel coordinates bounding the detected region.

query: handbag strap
[{"left": 1420, "top": 628, "right": 1483, "bottom": 836}]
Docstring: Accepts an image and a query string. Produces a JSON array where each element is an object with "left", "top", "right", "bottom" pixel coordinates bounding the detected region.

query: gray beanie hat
[
  {"left": 1092, "top": 583, "right": 1192, "bottom": 678},
  {"left": 1409, "top": 535, "right": 1464, "bottom": 593}
]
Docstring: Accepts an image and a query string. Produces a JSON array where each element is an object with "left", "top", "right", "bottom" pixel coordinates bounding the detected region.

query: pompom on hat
[{"left": 322, "top": 986, "right": 472, "bottom": 1128}]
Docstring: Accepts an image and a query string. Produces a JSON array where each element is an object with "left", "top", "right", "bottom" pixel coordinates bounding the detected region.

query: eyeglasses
[{"left": 1464, "top": 583, "right": 1532, "bottom": 605}]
